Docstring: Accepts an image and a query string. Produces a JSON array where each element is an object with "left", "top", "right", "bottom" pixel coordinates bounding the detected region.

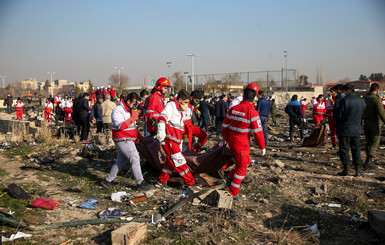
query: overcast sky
[{"left": 0, "top": 0, "right": 384, "bottom": 87}]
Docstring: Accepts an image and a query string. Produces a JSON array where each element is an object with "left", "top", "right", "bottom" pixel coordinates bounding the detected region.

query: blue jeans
[
  {"left": 260, "top": 116, "right": 269, "bottom": 147},
  {"left": 7, "top": 104, "right": 12, "bottom": 114}
]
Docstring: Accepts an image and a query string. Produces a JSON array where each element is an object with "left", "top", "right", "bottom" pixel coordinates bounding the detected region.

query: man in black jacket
[
  {"left": 334, "top": 84, "right": 366, "bottom": 176},
  {"left": 78, "top": 93, "right": 91, "bottom": 143},
  {"left": 285, "top": 95, "right": 304, "bottom": 142},
  {"left": 199, "top": 96, "right": 213, "bottom": 131},
  {"left": 214, "top": 95, "right": 228, "bottom": 138}
]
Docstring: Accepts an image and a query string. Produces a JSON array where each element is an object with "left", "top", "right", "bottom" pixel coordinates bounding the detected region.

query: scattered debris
[
  {"left": 303, "top": 224, "right": 320, "bottom": 237},
  {"left": 31, "top": 198, "right": 60, "bottom": 210},
  {"left": 7, "top": 183, "right": 31, "bottom": 200},
  {"left": 1, "top": 231, "right": 32, "bottom": 242},
  {"left": 77, "top": 199, "right": 98, "bottom": 210}
]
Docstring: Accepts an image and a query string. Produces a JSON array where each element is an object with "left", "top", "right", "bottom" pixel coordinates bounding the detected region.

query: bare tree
[
  {"left": 109, "top": 73, "right": 130, "bottom": 94},
  {"left": 172, "top": 72, "right": 182, "bottom": 92}
]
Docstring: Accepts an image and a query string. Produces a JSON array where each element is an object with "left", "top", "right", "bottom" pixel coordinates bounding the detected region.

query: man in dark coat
[
  {"left": 256, "top": 91, "right": 271, "bottom": 146},
  {"left": 284, "top": 95, "right": 304, "bottom": 142},
  {"left": 363, "top": 83, "right": 385, "bottom": 170},
  {"left": 215, "top": 95, "right": 228, "bottom": 138},
  {"left": 199, "top": 96, "right": 213, "bottom": 131},
  {"left": 77, "top": 93, "right": 91, "bottom": 143},
  {"left": 334, "top": 84, "right": 366, "bottom": 176}
]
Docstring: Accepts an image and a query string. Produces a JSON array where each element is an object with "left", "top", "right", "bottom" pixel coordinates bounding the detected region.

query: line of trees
[{"left": 359, "top": 73, "right": 385, "bottom": 82}]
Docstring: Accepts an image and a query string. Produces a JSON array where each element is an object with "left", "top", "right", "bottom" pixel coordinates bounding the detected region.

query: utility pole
[
  {"left": 184, "top": 72, "right": 189, "bottom": 91},
  {"left": 114, "top": 66, "right": 124, "bottom": 93},
  {"left": 283, "top": 51, "right": 288, "bottom": 92},
  {"left": 187, "top": 53, "right": 199, "bottom": 91}
]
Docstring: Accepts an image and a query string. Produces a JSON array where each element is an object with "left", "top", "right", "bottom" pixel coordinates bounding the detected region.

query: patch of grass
[
  {"left": 3, "top": 142, "right": 37, "bottom": 159},
  {"left": 0, "top": 168, "right": 7, "bottom": 177}
]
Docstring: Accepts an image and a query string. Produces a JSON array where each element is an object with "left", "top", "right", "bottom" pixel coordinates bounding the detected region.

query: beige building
[{"left": 20, "top": 78, "right": 38, "bottom": 90}]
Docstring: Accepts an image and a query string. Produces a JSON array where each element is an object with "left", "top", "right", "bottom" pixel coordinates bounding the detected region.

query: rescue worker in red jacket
[
  {"left": 182, "top": 90, "right": 208, "bottom": 152},
  {"left": 326, "top": 88, "right": 337, "bottom": 149},
  {"left": 156, "top": 89, "right": 195, "bottom": 187},
  {"left": 312, "top": 94, "right": 326, "bottom": 125},
  {"left": 146, "top": 77, "right": 171, "bottom": 136},
  {"left": 90, "top": 87, "right": 96, "bottom": 105},
  {"left": 110, "top": 86, "right": 116, "bottom": 99},
  {"left": 222, "top": 83, "right": 266, "bottom": 198},
  {"left": 14, "top": 97, "right": 25, "bottom": 120},
  {"left": 43, "top": 98, "right": 54, "bottom": 122},
  {"left": 300, "top": 98, "right": 308, "bottom": 117},
  {"left": 54, "top": 93, "right": 61, "bottom": 115}
]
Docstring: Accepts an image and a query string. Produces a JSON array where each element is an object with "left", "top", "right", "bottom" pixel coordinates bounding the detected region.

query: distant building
[{"left": 20, "top": 78, "right": 38, "bottom": 90}]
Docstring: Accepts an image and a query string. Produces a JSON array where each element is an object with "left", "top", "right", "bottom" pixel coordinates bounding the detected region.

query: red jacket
[
  {"left": 313, "top": 100, "right": 326, "bottom": 115},
  {"left": 111, "top": 101, "right": 141, "bottom": 142},
  {"left": 222, "top": 100, "right": 265, "bottom": 150},
  {"left": 158, "top": 100, "right": 184, "bottom": 144},
  {"left": 146, "top": 91, "right": 165, "bottom": 132},
  {"left": 110, "top": 89, "right": 116, "bottom": 98}
]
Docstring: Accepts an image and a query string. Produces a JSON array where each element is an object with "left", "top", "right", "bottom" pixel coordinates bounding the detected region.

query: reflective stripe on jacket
[
  {"left": 111, "top": 101, "right": 139, "bottom": 142},
  {"left": 158, "top": 100, "right": 184, "bottom": 144},
  {"left": 222, "top": 100, "right": 265, "bottom": 149}
]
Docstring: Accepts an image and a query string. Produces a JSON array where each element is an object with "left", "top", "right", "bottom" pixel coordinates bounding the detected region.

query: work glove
[
  {"left": 156, "top": 121, "right": 166, "bottom": 142},
  {"left": 125, "top": 110, "right": 139, "bottom": 128},
  {"left": 261, "top": 148, "right": 266, "bottom": 156},
  {"left": 302, "top": 118, "right": 306, "bottom": 123}
]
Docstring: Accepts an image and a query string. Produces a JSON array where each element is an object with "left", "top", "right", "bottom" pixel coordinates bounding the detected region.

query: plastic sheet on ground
[
  {"left": 77, "top": 199, "right": 98, "bottom": 210},
  {"left": 1, "top": 231, "right": 32, "bottom": 242}
]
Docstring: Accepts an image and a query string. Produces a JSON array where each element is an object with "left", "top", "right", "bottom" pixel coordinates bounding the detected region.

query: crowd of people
[{"left": 3, "top": 78, "right": 385, "bottom": 199}]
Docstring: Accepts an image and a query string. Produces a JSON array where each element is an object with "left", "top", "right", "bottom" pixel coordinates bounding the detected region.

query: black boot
[
  {"left": 337, "top": 165, "right": 349, "bottom": 176},
  {"left": 355, "top": 166, "right": 364, "bottom": 177},
  {"left": 363, "top": 156, "right": 375, "bottom": 170}
]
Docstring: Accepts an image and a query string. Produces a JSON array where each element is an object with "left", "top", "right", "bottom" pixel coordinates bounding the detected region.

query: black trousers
[
  {"left": 96, "top": 121, "right": 103, "bottom": 133},
  {"left": 338, "top": 136, "right": 362, "bottom": 168},
  {"left": 216, "top": 116, "right": 225, "bottom": 136},
  {"left": 79, "top": 117, "right": 90, "bottom": 141},
  {"left": 289, "top": 117, "right": 303, "bottom": 141}
]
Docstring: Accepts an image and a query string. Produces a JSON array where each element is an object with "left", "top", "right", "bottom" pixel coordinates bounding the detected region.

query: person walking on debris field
[
  {"left": 182, "top": 90, "right": 208, "bottom": 152},
  {"left": 363, "top": 83, "right": 385, "bottom": 170},
  {"left": 312, "top": 94, "right": 326, "bottom": 126},
  {"left": 199, "top": 96, "right": 213, "bottom": 131},
  {"left": 334, "top": 83, "right": 366, "bottom": 177},
  {"left": 326, "top": 87, "right": 338, "bottom": 149},
  {"left": 255, "top": 90, "right": 270, "bottom": 147},
  {"left": 156, "top": 89, "right": 196, "bottom": 187},
  {"left": 100, "top": 94, "right": 116, "bottom": 132},
  {"left": 101, "top": 92, "right": 151, "bottom": 190},
  {"left": 269, "top": 97, "right": 277, "bottom": 126},
  {"left": 43, "top": 98, "right": 54, "bottom": 122},
  {"left": 146, "top": 77, "right": 171, "bottom": 136},
  {"left": 222, "top": 83, "right": 266, "bottom": 199},
  {"left": 4, "top": 93, "right": 13, "bottom": 114},
  {"left": 91, "top": 95, "right": 104, "bottom": 133},
  {"left": 14, "top": 97, "right": 24, "bottom": 120},
  {"left": 54, "top": 93, "right": 61, "bottom": 115},
  {"left": 215, "top": 94, "right": 228, "bottom": 138},
  {"left": 284, "top": 95, "right": 304, "bottom": 142},
  {"left": 300, "top": 97, "right": 309, "bottom": 118},
  {"left": 64, "top": 97, "right": 73, "bottom": 123},
  {"left": 78, "top": 93, "right": 91, "bottom": 143}
]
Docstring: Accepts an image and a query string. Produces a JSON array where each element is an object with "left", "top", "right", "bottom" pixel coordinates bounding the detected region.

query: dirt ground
[{"left": 0, "top": 108, "right": 385, "bottom": 244}]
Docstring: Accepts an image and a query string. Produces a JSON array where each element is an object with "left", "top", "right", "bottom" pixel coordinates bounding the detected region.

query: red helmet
[
  {"left": 155, "top": 77, "right": 171, "bottom": 90},
  {"left": 246, "top": 83, "right": 259, "bottom": 94}
]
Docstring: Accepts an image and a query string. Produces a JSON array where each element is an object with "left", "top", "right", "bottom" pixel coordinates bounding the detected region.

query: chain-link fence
[{"left": 181, "top": 69, "right": 297, "bottom": 92}]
